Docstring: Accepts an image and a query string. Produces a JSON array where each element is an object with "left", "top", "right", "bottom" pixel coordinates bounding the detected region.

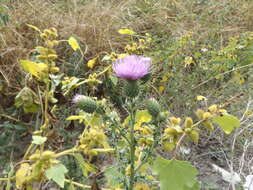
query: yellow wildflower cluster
[
  {"left": 16, "top": 150, "right": 58, "bottom": 189},
  {"left": 196, "top": 104, "right": 227, "bottom": 131},
  {"left": 134, "top": 124, "right": 153, "bottom": 146},
  {"left": 79, "top": 127, "right": 111, "bottom": 157},
  {"left": 36, "top": 28, "right": 60, "bottom": 72},
  {"left": 162, "top": 104, "right": 228, "bottom": 152},
  {"left": 125, "top": 33, "right": 151, "bottom": 54}
]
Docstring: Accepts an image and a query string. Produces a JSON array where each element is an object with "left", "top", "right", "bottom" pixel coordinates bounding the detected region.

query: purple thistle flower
[{"left": 112, "top": 55, "right": 151, "bottom": 80}]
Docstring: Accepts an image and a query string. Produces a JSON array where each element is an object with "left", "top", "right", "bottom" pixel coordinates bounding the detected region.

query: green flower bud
[
  {"left": 184, "top": 117, "right": 193, "bottom": 128},
  {"left": 124, "top": 80, "right": 139, "bottom": 98},
  {"left": 147, "top": 98, "right": 161, "bottom": 117},
  {"left": 73, "top": 95, "right": 97, "bottom": 113}
]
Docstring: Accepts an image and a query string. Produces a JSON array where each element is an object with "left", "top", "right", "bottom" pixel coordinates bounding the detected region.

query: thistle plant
[
  {"left": 112, "top": 55, "right": 152, "bottom": 190},
  {"left": 0, "top": 27, "right": 243, "bottom": 190}
]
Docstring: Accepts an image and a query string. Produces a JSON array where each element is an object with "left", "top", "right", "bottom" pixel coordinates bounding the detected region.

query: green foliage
[
  {"left": 104, "top": 166, "right": 124, "bottom": 188},
  {"left": 212, "top": 114, "right": 240, "bottom": 134},
  {"left": 73, "top": 153, "right": 96, "bottom": 177},
  {"left": 153, "top": 157, "right": 199, "bottom": 190},
  {"left": 45, "top": 164, "right": 68, "bottom": 188},
  {"left": 15, "top": 87, "right": 40, "bottom": 113},
  {"left": 0, "top": 3, "right": 9, "bottom": 26}
]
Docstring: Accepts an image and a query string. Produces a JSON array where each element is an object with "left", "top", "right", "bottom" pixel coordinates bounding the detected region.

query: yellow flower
[
  {"left": 87, "top": 56, "right": 98, "bottom": 69},
  {"left": 159, "top": 86, "right": 165, "bottom": 93},
  {"left": 134, "top": 183, "right": 150, "bottom": 190},
  {"left": 118, "top": 28, "right": 136, "bottom": 35}
]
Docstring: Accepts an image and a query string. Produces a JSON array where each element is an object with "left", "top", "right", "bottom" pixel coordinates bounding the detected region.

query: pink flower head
[{"left": 112, "top": 55, "right": 151, "bottom": 80}]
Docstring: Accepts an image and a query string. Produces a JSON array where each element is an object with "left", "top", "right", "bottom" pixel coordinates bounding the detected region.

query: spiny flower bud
[
  {"left": 48, "top": 54, "right": 58, "bottom": 60},
  {"left": 158, "top": 111, "right": 168, "bottom": 122},
  {"left": 164, "top": 128, "right": 177, "bottom": 135},
  {"left": 203, "top": 121, "right": 214, "bottom": 131},
  {"left": 184, "top": 128, "right": 192, "bottom": 134},
  {"left": 29, "top": 153, "right": 40, "bottom": 161},
  {"left": 50, "top": 67, "right": 59, "bottom": 73},
  {"left": 124, "top": 80, "right": 139, "bottom": 98},
  {"left": 169, "top": 117, "right": 181, "bottom": 125},
  {"left": 41, "top": 151, "right": 55, "bottom": 160},
  {"left": 163, "top": 141, "right": 175, "bottom": 152},
  {"left": 203, "top": 112, "right": 212, "bottom": 120},
  {"left": 40, "top": 33, "right": 48, "bottom": 39},
  {"left": 147, "top": 98, "right": 161, "bottom": 117},
  {"left": 189, "top": 130, "right": 199, "bottom": 143},
  {"left": 219, "top": 109, "right": 227, "bottom": 114},
  {"left": 195, "top": 109, "right": 204, "bottom": 119},
  {"left": 72, "top": 95, "right": 97, "bottom": 113},
  {"left": 184, "top": 117, "right": 193, "bottom": 128},
  {"left": 36, "top": 55, "right": 48, "bottom": 61},
  {"left": 208, "top": 104, "right": 218, "bottom": 113}
]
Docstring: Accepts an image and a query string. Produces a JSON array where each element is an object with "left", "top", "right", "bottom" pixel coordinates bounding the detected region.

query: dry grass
[{"left": 1, "top": 0, "right": 253, "bottom": 92}]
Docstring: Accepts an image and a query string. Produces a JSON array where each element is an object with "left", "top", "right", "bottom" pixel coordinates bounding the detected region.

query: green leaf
[
  {"left": 24, "top": 104, "right": 40, "bottom": 113},
  {"left": 153, "top": 157, "right": 199, "bottom": 190},
  {"left": 110, "top": 75, "right": 118, "bottom": 86},
  {"left": 212, "top": 114, "right": 240, "bottom": 134},
  {"left": 73, "top": 153, "right": 96, "bottom": 177},
  {"left": 15, "top": 87, "right": 40, "bottom": 113},
  {"left": 68, "top": 183, "right": 76, "bottom": 190},
  {"left": 104, "top": 166, "right": 123, "bottom": 188},
  {"left": 45, "top": 164, "right": 68, "bottom": 188},
  {"left": 32, "top": 135, "right": 47, "bottom": 145}
]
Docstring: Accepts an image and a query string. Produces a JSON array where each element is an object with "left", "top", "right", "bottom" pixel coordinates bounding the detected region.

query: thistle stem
[{"left": 129, "top": 100, "right": 136, "bottom": 190}]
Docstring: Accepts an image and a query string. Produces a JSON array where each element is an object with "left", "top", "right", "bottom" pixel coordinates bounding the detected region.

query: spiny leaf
[
  {"left": 153, "top": 157, "right": 199, "bottom": 190},
  {"left": 68, "top": 37, "right": 80, "bottom": 51},
  {"left": 212, "top": 114, "right": 240, "bottom": 134},
  {"left": 45, "top": 164, "right": 68, "bottom": 188}
]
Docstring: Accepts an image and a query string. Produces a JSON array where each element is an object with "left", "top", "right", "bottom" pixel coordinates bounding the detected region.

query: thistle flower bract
[
  {"left": 112, "top": 55, "right": 151, "bottom": 80},
  {"left": 72, "top": 94, "right": 97, "bottom": 113},
  {"left": 147, "top": 98, "right": 161, "bottom": 117}
]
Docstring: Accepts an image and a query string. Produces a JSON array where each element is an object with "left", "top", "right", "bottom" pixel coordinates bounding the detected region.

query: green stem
[
  {"left": 54, "top": 147, "right": 78, "bottom": 158},
  {"left": 129, "top": 100, "right": 136, "bottom": 190}
]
